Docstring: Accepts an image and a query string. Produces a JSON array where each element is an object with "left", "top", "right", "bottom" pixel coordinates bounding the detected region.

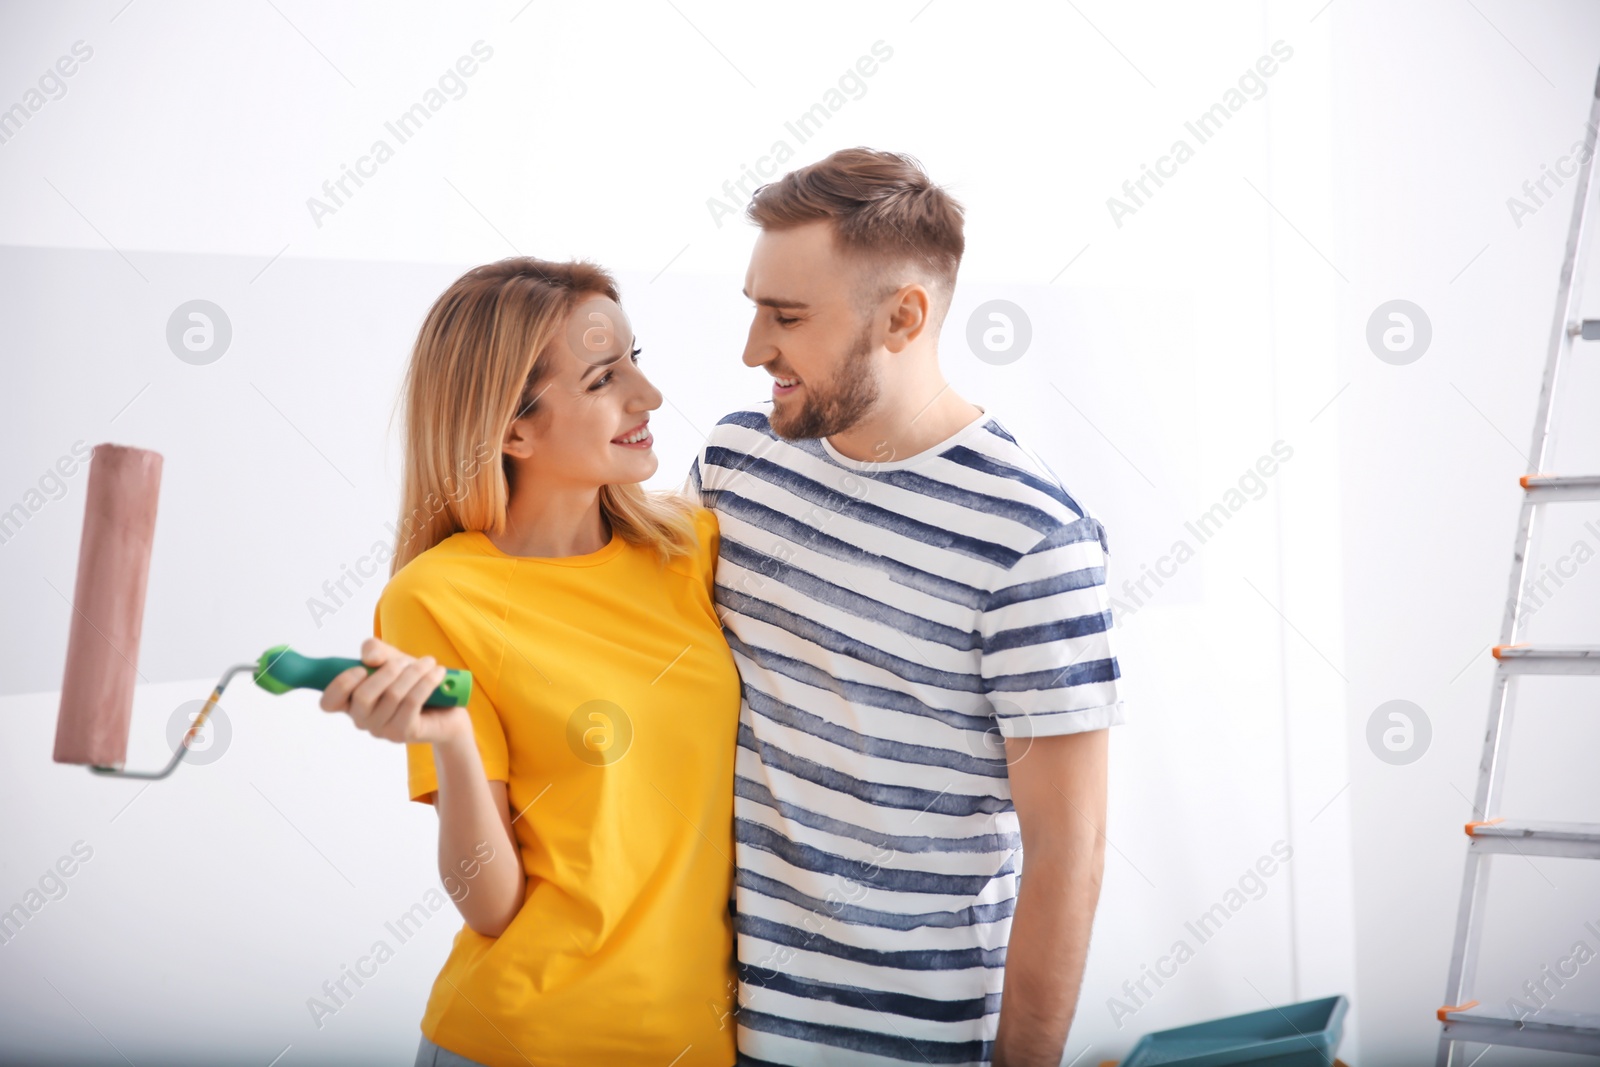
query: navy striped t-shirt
[{"left": 688, "top": 405, "right": 1124, "bottom": 1067}]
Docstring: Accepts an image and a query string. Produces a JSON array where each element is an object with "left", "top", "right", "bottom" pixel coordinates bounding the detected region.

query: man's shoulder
[
  {"left": 699, "top": 406, "right": 790, "bottom": 492},
  {"left": 706, "top": 406, "right": 777, "bottom": 446},
  {"left": 959, "top": 414, "right": 1108, "bottom": 554}
]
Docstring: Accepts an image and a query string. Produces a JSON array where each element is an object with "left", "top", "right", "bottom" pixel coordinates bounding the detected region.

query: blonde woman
[{"left": 320, "top": 258, "right": 739, "bottom": 1067}]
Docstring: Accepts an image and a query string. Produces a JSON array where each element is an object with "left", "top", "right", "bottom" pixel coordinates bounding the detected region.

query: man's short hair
[{"left": 746, "top": 147, "right": 965, "bottom": 321}]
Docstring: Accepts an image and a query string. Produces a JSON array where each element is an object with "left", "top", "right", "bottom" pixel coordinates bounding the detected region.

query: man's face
[{"left": 741, "top": 220, "right": 882, "bottom": 439}]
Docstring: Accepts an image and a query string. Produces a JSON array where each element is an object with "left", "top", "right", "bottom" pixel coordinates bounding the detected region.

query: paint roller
[{"left": 52, "top": 443, "right": 472, "bottom": 780}]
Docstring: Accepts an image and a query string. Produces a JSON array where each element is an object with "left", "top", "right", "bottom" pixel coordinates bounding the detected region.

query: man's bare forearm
[
  {"left": 992, "top": 831, "right": 1106, "bottom": 1065},
  {"left": 993, "top": 728, "right": 1111, "bottom": 1066},
  {"left": 432, "top": 727, "right": 524, "bottom": 936}
]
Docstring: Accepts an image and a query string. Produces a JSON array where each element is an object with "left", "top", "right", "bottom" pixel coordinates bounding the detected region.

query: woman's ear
[
  {"left": 501, "top": 413, "right": 535, "bottom": 461},
  {"left": 884, "top": 283, "right": 931, "bottom": 353}
]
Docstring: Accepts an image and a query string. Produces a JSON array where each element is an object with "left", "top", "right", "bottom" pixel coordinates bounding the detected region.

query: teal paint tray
[{"left": 1120, "top": 995, "right": 1348, "bottom": 1067}]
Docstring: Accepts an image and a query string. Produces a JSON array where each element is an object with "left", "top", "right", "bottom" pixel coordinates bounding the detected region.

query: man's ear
[{"left": 884, "top": 283, "right": 932, "bottom": 353}]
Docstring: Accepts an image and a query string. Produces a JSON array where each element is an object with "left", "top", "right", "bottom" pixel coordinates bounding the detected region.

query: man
[{"left": 688, "top": 147, "right": 1125, "bottom": 1067}]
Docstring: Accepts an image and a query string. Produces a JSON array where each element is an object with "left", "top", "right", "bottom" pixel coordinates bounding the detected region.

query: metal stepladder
[{"left": 1436, "top": 65, "right": 1600, "bottom": 1065}]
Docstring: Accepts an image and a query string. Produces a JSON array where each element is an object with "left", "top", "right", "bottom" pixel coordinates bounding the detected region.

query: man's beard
[{"left": 769, "top": 319, "right": 880, "bottom": 440}]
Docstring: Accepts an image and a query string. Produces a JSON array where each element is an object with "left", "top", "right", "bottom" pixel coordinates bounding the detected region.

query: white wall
[
  {"left": 3, "top": 1, "right": 1589, "bottom": 1064},
  {"left": 1331, "top": 2, "right": 1600, "bottom": 1064}
]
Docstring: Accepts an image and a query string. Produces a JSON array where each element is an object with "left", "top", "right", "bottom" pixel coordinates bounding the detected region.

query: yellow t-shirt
[{"left": 372, "top": 507, "right": 739, "bottom": 1067}]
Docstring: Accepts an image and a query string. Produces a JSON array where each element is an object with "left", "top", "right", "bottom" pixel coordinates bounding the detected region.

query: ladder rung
[
  {"left": 1439, "top": 1006, "right": 1600, "bottom": 1056},
  {"left": 1492, "top": 644, "right": 1600, "bottom": 674},
  {"left": 1467, "top": 819, "right": 1600, "bottom": 859},
  {"left": 1520, "top": 473, "right": 1600, "bottom": 501}
]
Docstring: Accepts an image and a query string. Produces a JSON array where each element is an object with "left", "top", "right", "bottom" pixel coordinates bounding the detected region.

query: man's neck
[{"left": 826, "top": 374, "right": 983, "bottom": 465}]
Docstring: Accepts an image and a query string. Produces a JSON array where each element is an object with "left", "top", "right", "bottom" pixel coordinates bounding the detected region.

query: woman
[{"left": 319, "top": 258, "right": 740, "bottom": 1067}]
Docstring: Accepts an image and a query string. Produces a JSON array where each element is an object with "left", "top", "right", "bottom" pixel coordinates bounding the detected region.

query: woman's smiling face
[{"left": 508, "top": 293, "right": 662, "bottom": 491}]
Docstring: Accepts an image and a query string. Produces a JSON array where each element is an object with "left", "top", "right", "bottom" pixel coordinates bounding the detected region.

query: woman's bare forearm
[
  {"left": 319, "top": 642, "right": 524, "bottom": 936},
  {"left": 432, "top": 725, "right": 524, "bottom": 936}
]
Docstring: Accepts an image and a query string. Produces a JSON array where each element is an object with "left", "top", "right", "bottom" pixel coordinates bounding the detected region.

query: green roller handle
[{"left": 252, "top": 644, "right": 472, "bottom": 708}]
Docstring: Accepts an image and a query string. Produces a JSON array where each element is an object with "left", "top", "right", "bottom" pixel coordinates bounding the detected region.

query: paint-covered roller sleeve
[{"left": 53, "top": 444, "right": 162, "bottom": 768}]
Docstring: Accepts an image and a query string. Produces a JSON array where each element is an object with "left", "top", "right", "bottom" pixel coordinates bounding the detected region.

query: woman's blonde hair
[{"left": 388, "top": 257, "right": 697, "bottom": 577}]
